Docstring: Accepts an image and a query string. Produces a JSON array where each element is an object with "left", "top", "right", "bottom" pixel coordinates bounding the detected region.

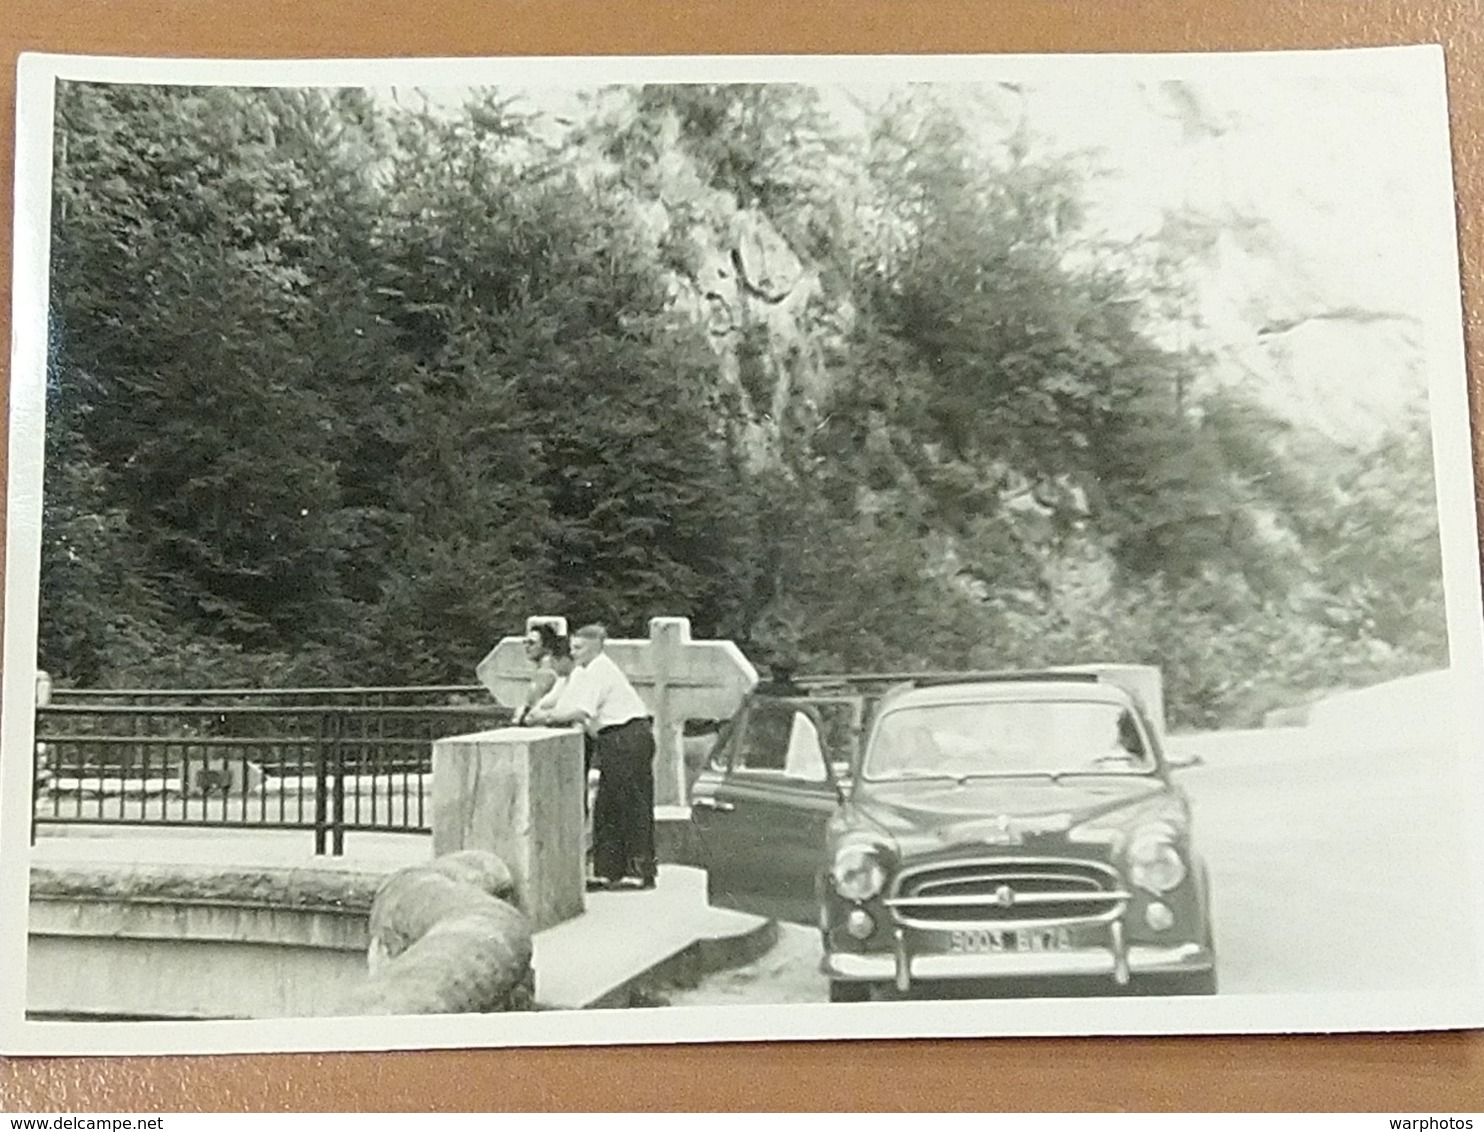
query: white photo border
[{"left": 4, "top": 45, "right": 1482, "bottom": 1056}]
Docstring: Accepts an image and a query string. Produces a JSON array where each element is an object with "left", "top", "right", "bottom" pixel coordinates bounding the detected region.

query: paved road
[
  {"left": 1178, "top": 727, "right": 1480, "bottom": 996},
  {"left": 665, "top": 726, "right": 1484, "bottom": 1005}
]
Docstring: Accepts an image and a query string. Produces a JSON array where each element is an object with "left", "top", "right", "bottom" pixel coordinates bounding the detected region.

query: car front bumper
[{"left": 823, "top": 938, "right": 1214, "bottom": 989}]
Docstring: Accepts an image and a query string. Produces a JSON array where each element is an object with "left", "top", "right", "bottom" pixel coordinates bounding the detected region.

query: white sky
[
  {"left": 346, "top": 51, "right": 1465, "bottom": 438},
  {"left": 401, "top": 64, "right": 1447, "bottom": 331},
  {"left": 1022, "top": 72, "right": 1446, "bottom": 319}
]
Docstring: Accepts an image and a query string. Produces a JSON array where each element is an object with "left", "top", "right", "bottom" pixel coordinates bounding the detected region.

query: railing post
[
  {"left": 29, "top": 710, "right": 41, "bottom": 847},
  {"left": 313, "top": 710, "right": 330, "bottom": 856},
  {"left": 31, "top": 672, "right": 53, "bottom": 846},
  {"left": 331, "top": 710, "right": 347, "bottom": 857}
]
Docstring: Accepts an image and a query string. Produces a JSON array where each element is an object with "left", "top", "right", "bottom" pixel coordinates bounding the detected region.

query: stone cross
[{"left": 476, "top": 616, "right": 757, "bottom": 806}]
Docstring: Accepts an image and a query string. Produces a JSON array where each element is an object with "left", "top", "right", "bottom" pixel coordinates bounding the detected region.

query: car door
[{"left": 690, "top": 695, "right": 861, "bottom": 924}]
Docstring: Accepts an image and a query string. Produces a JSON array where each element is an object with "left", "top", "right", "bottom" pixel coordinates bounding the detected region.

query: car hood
[{"left": 851, "top": 775, "right": 1169, "bottom": 849}]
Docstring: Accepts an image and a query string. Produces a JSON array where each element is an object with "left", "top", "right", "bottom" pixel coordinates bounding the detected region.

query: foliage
[{"left": 39, "top": 80, "right": 1450, "bottom": 726}]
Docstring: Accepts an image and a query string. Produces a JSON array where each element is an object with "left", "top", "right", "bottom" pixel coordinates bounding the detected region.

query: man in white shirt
[{"left": 528, "top": 623, "right": 656, "bottom": 890}]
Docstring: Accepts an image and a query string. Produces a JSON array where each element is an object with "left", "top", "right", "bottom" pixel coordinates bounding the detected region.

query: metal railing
[
  {"left": 48, "top": 684, "right": 486, "bottom": 708},
  {"left": 32, "top": 688, "right": 508, "bottom": 855}
]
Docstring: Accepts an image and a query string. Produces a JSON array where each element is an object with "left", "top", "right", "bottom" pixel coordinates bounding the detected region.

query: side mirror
[{"left": 1164, "top": 749, "right": 1204, "bottom": 770}]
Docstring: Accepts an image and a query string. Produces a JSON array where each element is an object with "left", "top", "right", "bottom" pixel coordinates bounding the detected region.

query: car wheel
[
  {"left": 1136, "top": 968, "right": 1218, "bottom": 996},
  {"left": 828, "top": 980, "right": 873, "bottom": 1004}
]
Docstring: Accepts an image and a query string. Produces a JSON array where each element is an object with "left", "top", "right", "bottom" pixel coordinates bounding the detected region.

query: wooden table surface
[{"left": 2, "top": 0, "right": 1483, "bottom": 1112}]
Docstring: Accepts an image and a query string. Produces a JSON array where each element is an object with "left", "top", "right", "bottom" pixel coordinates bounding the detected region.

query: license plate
[{"left": 948, "top": 926, "right": 1072, "bottom": 954}]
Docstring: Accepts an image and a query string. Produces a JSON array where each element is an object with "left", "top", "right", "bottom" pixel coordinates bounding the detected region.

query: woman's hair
[{"left": 532, "top": 623, "right": 568, "bottom": 658}]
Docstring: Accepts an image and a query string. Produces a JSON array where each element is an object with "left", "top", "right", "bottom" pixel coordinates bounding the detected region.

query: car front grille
[{"left": 884, "top": 857, "right": 1128, "bottom": 929}]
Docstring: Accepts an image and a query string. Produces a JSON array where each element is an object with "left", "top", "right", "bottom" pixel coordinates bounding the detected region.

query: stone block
[
  {"left": 180, "top": 752, "right": 265, "bottom": 797},
  {"left": 431, "top": 727, "right": 585, "bottom": 931}
]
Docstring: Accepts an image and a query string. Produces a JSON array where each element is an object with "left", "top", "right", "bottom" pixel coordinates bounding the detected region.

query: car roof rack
[
  {"left": 788, "top": 669, "right": 1102, "bottom": 696},
  {"left": 907, "top": 670, "right": 1102, "bottom": 688}
]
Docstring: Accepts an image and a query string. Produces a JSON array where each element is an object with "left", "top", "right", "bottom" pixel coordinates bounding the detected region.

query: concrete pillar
[{"left": 431, "top": 727, "right": 585, "bottom": 931}]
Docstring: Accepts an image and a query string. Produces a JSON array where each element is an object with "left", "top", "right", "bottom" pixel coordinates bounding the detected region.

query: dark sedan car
[{"left": 689, "top": 668, "right": 1216, "bottom": 1002}]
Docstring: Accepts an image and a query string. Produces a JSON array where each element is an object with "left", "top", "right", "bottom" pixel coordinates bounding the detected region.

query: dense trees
[{"left": 41, "top": 80, "right": 1448, "bottom": 726}]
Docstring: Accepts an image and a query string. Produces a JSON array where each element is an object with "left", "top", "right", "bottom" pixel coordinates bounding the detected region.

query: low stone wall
[
  {"left": 338, "top": 850, "right": 534, "bottom": 1015},
  {"left": 29, "top": 859, "right": 384, "bottom": 911},
  {"left": 30, "top": 851, "right": 536, "bottom": 1019},
  {"left": 28, "top": 861, "right": 384, "bottom": 1019}
]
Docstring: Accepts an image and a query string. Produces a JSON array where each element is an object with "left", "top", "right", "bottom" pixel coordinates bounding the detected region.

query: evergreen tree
[{"left": 39, "top": 79, "right": 1449, "bottom": 724}]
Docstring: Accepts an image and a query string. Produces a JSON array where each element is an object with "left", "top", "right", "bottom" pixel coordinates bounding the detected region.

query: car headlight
[
  {"left": 831, "top": 843, "right": 887, "bottom": 902},
  {"left": 1128, "top": 821, "right": 1188, "bottom": 894}
]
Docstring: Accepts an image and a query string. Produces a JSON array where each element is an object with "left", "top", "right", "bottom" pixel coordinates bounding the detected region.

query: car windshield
[{"left": 864, "top": 698, "right": 1153, "bottom": 781}]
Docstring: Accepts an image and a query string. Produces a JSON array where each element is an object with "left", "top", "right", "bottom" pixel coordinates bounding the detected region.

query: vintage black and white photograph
[{"left": 3, "top": 46, "right": 1483, "bottom": 1055}]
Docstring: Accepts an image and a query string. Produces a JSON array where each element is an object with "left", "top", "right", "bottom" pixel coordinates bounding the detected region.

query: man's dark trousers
[{"left": 591, "top": 717, "right": 657, "bottom": 884}]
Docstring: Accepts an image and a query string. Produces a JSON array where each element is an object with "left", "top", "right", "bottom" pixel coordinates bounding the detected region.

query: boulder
[{"left": 339, "top": 849, "right": 533, "bottom": 1016}]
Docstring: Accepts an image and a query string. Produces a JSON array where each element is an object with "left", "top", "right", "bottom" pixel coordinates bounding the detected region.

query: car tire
[{"left": 828, "top": 980, "right": 873, "bottom": 1004}]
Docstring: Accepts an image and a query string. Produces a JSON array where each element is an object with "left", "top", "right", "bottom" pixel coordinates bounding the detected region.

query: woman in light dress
[{"left": 511, "top": 623, "right": 567, "bottom": 725}]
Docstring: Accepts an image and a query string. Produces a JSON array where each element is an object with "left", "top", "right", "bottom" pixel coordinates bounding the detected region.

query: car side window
[
  {"left": 734, "top": 700, "right": 796, "bottom": 773},
  {"left": 719, "top": 694, "right": 863, "bottom": 781},
  {"left": 783, "top": 711, "right": 827, "bottom": 781}
]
